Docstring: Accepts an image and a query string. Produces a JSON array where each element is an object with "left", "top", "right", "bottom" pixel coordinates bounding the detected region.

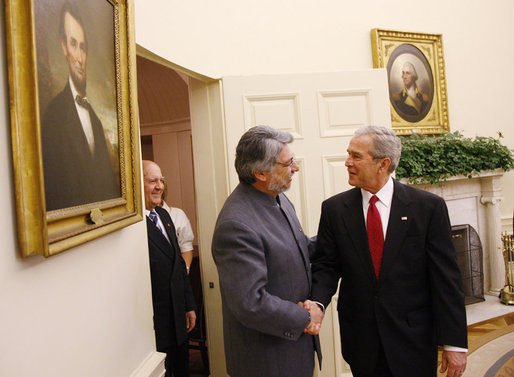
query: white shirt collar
[{"left": 361, "top": 176, "right": 394, "bottom": 207}]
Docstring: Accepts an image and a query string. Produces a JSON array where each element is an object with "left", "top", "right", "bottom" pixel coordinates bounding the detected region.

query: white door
[{"left": 190, "top": 70, "right": 391, "bottom": 377}]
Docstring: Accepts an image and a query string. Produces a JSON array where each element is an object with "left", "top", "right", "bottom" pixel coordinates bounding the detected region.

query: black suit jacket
[
  {"left": 41, "top": 82, "right": 119, "bottom": 211},
  {"left": 147, "top": 206, "right": 196, "bottom": 351},
  {"left": 311, "top": 179, "right": 467, "bottom": 377}
]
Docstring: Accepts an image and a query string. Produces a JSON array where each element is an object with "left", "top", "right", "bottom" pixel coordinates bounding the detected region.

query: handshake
[{"left": 298, "top": 300, "right": 324, "bottom": 335}]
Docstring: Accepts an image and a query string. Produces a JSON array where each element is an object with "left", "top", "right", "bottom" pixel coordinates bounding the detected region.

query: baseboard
[{"left": 130, "top": 351, "right": 166, "bottom": 377}]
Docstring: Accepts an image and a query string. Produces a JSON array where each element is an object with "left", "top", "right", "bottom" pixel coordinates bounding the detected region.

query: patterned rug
[
  {"left": 484, "top": 348, "right": 514, "bottom": 377},
  {"left": 460, "top": 315, "right": 514, "bottom": 377}
]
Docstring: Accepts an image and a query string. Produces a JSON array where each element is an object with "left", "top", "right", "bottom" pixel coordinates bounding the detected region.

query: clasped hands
[{"left": 298, "top": 299, "right": 324, "bottom": 335}]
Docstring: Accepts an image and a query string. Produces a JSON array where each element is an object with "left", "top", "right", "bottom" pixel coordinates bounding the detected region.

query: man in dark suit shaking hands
[
  {"left": 311, "top": 126, "right": 467, "bottom": 377},
  {"left": 143, "top": 160, "right": 196, "bottom": 377}
]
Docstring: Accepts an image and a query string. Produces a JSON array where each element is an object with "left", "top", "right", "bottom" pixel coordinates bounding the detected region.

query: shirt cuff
[
  {"left": 312, "top": 301, "right": 325, "bottom": 312},
  {"left": 443, "top": 345, "right": 468, "bottom": 352}
]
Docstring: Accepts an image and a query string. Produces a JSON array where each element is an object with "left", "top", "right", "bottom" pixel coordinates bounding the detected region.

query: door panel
[{"left": 222, "top": 70, "right": 391, "bottom": 234}]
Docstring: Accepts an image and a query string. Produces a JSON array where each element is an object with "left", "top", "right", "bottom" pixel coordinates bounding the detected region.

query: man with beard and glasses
[
  {"left": 211, "top": 125, "right": 323, "bottom": 377},
  {"left": 41, "top": 1, "right": 119, "bottom": 211}
]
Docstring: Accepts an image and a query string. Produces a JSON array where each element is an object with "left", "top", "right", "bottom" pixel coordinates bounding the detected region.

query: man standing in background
[{"left": 143, "top": 160, "right": 196, "bottom": 377}]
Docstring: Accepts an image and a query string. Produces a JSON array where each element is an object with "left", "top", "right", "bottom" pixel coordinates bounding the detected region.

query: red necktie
[{"left": 367, "top": 195, "right": 384, "bottom": 279}]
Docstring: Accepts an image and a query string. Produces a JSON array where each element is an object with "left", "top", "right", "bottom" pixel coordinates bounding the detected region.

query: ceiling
[{"left": 136, "top": 55, "right": 190, "bottom": 129}]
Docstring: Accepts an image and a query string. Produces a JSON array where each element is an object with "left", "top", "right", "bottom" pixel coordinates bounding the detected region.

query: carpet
[
  {"left": 484, "top": 348, "right": 514, "bottom": 377},
  {"left": 460, "top": 314, "right": 514, "bottom": 377}
]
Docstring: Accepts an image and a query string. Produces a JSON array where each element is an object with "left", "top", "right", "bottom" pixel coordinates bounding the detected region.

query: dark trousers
[
  {"left": 164, "top": 341, "right": 189, "bottom": 377},
  {"left": 351, "top": 343, "right": 393, "bottom": 377}
]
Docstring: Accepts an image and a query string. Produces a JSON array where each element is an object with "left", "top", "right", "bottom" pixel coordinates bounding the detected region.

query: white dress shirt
[
  {"left": 361, "top": 176, "right": 394, "bottom": 238},
  {"left": 162, "top": 201, "right": 194, "bottom": 254},
  {"left": 69, "top": 77, "right": 95, "bottom": 154}
]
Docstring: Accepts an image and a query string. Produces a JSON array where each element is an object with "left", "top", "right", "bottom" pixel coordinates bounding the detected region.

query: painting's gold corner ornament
[
  {"left": 500, "top": 232, "right": 514, "bottom": 305},
  {"left": 371, "top": 28, "right": 449, "bottom": 135},
  {"left": 89, "top": 208, "right": 105, "bottom": 225}
]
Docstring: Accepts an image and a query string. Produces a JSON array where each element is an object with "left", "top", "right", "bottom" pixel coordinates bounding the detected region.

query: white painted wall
[
  {"left": 0, "top": 6, "right": 157, "bottom": 377},
  {"left": 135, "top": 0, "right": 514, "bottom": 226}
]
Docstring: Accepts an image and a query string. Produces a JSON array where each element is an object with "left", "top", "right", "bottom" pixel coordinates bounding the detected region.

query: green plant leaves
[{"left": 396, "top": 131, "right": 514, "bottom": 185}]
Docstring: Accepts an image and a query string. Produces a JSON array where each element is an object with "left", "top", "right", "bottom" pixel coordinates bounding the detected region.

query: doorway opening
[{"left": 136, "top": 55, "right": 209, "bottom": 376}]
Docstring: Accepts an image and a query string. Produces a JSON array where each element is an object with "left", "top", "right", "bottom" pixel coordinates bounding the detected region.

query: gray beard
[{"left": 268, "top": 176, "right": 289, "bottom": 194}]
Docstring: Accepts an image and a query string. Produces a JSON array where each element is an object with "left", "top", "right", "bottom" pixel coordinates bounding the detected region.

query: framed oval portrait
[
  {"left": 387, "top": 44, "right": 434, "bottom": 123},
  {"left": 371, "top": 29, "right": 449, "bottom": 135}
]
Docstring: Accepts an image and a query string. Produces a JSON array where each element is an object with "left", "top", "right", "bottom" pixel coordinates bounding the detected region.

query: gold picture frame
[
  {"left": 371, "top": 29, "right": 449, "bottom": 135},
  {"left": 5, "top": 0, "right": 142, "bottom": 258}
]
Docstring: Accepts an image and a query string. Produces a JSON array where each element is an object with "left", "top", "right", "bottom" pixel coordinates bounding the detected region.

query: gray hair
[
  {"left": 402, "top": 62, "right": 418, "bottom": 81},
  {"left": 354, "top": 126, "right": 402, "bottom": 173},
  {"left": 235, "top": 125, "right": 293, "bottom": 184}
]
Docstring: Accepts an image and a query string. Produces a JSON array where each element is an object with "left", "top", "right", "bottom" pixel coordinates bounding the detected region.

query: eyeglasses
[
  {"left": 145, "top": 177, "right": 165, "bottom": 185},
  {"left": 275, "top": 156, "right": 296, "bottom": 168}
]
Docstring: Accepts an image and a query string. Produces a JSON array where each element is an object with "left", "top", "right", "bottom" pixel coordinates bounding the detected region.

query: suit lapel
[
  {"left": 146, "top": 216, "right": 174, "bottom": 260},
  {"left": 279, "top": 196, "right": 311, "bottom": 288},
  {"left": 342, "top": 188, "right": 377, "bottom": 283},
  {"left": 379, "top": 180, "right": 412, "bottom": 283},
  {"left": 155, "top": 207, "right": 182, "bottom": 273},
  {"left": 156, "top": 207, "right": 180, "bottom": 247}
]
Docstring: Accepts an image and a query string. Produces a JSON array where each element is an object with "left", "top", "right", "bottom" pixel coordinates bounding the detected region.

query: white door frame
[{"left": 189, "top": 78, "right": 230, "bottom": 376}]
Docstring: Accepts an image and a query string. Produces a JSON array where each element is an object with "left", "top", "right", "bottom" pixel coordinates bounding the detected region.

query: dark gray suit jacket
[
  {"left": 311, "top": 179, "right": 467, "bottom": 377},
  {"left": 147, "top": 206, "right": 196, "bottom": 351},
  {"left": 212, "top": 182, "right": 320, "bottom": 377},
  {"left": 41, "top": 82, "right": 119, "bottom": 211}
]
